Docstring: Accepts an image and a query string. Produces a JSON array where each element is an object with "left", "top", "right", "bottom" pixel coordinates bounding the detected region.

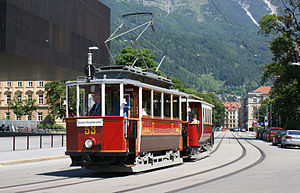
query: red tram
[{"left": 65, "top": 65, "right": 214, "bottom": 172}]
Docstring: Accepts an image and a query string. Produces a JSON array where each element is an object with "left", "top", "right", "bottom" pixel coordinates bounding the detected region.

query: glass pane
[
  {"left": 124, "top": 85, "right": 138, "bottom": 118},
  {"left": 85, "top": 84, "right": 101, "bottom": 116},
  {"left": 105, "top": 84, "right": 120, "bottom": 116},
  {"left": 67, "top": 86, "right": 77, "bottom": 117},
  {"left": 164, "top": 94, "right": 171, "bottom": 118},
  {"left": 173, "top": 95, "right": 179, "bottom": 118},
  {"left": 142, "top": 89, "right": 151, "bottom": 116},
  {"left": 153, "top": 92, "right": 161, "bottom": 117}
]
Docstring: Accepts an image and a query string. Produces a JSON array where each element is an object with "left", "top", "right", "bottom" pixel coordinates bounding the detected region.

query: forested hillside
[{"left": 100, "top": 0, "right": 273, "bottom": 95}]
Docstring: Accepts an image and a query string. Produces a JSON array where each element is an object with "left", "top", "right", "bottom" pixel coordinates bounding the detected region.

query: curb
[{"left": 0, "top": 155, "right": 69, "bottom": 166}]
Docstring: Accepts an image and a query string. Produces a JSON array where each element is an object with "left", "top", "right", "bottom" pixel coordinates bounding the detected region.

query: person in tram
[
  {"left": 89, "top": 93, "right": 101, "bottom": 116},
  {"left": 123, "top": 95, "right": 131, "bottom": 118},
  {"left": 191, "top": 113, "right": 200, "bottom": 124}
]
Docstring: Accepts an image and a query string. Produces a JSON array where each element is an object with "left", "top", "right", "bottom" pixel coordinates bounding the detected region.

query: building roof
[
  {"left": 252, "top": 86, "right": 271, "bottom": 94},
  {"left": 223, "top": 101, "right": 240, "bottom": 111}
]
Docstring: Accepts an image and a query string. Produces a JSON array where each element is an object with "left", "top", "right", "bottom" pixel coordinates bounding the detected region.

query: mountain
[{"left": 99, "top": 0, "right": 275, "bottom": 95}]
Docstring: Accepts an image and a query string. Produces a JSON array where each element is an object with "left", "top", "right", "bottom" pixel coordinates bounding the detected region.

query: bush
[{"left": 52, "top": 124, "right": 65, "bottom": 130}]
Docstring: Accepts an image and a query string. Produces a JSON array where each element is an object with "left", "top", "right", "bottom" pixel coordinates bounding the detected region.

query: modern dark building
[{"left": 0, "top": 0, "right": 110, "bottom": 80}]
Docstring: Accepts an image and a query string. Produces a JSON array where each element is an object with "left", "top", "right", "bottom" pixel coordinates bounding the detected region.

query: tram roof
[
  {"left": 66, "top": 77, "right": 189, "bottom": 97},
  {"left": 181, "top": 97, "right": 214, "bottom": 108},
  {"left": 94, "top": 65, "right": 173, "bottom": 89}
]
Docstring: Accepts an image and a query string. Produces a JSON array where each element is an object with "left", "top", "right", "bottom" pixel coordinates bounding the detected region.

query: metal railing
[{"left": 0, "top": 134, "right": 66, "bottom": 152}]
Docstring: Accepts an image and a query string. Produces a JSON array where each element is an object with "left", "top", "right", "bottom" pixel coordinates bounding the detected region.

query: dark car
[
  {"left": 267, "top": 127, "right": 283, "bottom": 142},
  {"left": 272, "top": 130, "right": 286, "bottom": 146}
]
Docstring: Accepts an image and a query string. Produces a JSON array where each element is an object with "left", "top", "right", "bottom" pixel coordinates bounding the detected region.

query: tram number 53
[{"left": 85, "top": 126, "right": 96, "bottom": 134}]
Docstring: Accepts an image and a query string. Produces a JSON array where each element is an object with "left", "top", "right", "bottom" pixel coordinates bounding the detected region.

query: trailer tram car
[
  {"left": 181, "top": 97, "right": 214, "bottom": 160},
  {"left": 65, "top": 65, "right": 214, "bottom": 172}
]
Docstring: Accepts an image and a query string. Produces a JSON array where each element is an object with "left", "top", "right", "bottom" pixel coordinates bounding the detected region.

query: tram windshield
[{"left": 67, "top": 83, "right": 138, "bottom": 118}]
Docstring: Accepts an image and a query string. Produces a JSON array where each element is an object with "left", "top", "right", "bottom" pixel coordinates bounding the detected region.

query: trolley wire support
[{"left": 104, "top": 12, "right": 166, "bottom": 71}]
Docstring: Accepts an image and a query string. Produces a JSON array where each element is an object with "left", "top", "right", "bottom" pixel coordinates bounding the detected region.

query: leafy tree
[
  {"left": 23, "top": 99, "right": 38, "bottom": 120},
  {"left": 44, "top": 81, "right": 77, "bottom": 119},
  {"left": 9, "top": 96, "right": 25, "bottom": 118},
  {"left": 115, "top": 47, "right": 159, "bottom": 71},
  {"left": 9, "top": 96, "right": 38, "bottom": 119},
  {"left": 259, "top": 0, "right": 300, "bottom": 128},
  {"left": 44, "top": 81, "right": 65, "bottom": 119}
]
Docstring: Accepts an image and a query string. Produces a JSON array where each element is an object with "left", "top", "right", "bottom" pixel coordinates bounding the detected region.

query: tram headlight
[{"left": 84, "top": 138, "right": 96, "bottom": 149}]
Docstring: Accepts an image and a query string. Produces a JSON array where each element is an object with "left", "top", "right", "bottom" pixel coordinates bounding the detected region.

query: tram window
[
  {"left": 153, "top": 92, "right": 161, "bottom": 117},
  {"left": 84, "top": 84, "right": 102, "bottom": 117},
  {"left": 173, "top": 95, "right": 179, "bottom": 119},
  {"left": 105, "top": 84, "right": 120, "bottom": 116},
  {"left": 79, "top": 86, "right": 86, "bottom": 116},
  {"left": 67, "top": 85, "right": 77, "bottom": 117},
  {"left": 124, "top": 85, "right": 138, "bottom": 118},
  {"left": 181, "top": 101, "right": 187, "bottom": 121},
  {"left": 142, "top": 89, "right": 151, "bottom": 116},
  {"left": 164, "top": 94, "right": 171, "bottom": 118}
]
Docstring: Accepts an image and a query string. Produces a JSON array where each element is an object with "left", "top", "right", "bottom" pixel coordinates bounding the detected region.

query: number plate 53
[{"left": 85, "top": 126, "right": 96, "bottom": 134}]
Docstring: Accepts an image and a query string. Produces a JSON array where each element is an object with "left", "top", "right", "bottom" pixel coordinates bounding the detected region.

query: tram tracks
[
  {"left": 116, "top": 131, "right": 265, "bottom": 193},
  {"left": 0, "top": 132, "right": 227, "bottom": 192}
]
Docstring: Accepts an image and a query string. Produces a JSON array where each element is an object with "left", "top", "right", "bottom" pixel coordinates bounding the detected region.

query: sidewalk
[{"left": 0, "top": 147, "right": 68, "bottom": 166}]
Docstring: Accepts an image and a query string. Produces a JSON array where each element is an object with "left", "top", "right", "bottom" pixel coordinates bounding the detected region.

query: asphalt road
[{"left": 0, "top": 131, "right": 300, "bottom": 193}]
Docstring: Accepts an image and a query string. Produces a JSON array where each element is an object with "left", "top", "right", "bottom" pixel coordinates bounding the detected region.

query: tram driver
[{"left": 89, "top": 93, "right": 101, "bottom": 116}]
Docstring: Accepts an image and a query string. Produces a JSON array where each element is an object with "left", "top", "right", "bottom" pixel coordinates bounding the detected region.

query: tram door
[{"left": 124, "top": 85, "right": 139, "bottom": 153}]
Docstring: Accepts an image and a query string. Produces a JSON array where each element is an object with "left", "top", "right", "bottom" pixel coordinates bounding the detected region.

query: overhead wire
[{"left": 207, "top": 0, "right": 244, "bottom": 44}]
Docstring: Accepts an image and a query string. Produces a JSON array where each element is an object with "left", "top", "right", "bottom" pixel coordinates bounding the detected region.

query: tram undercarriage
[{"left": 68, "top": 149, "right": 182, "bottom": 172}]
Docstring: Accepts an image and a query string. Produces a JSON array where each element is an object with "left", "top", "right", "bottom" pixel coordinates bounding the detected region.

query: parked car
[
  {"left": 240, "top": 128, "right": 246, "bottom": 132},
  {"left": 233, "top": 128, "right": 239, "bottom": 132},
  {"left": 272, "top": 130, "right": 286, "bottom": 146},
  {"left": 281, "top": 130, "right": 300, "bottom": 148},
  {"left": 267, "top": 127, "right": 283, "bottom": 142}
]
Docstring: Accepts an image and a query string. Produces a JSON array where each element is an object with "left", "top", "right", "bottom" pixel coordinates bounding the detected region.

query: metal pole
[
  {"left": 27, "top": 135, "right": 29, "bottom": 150},
  {"left": 51, "top": 135, "right": 53, "bottom": 147},
  {"left": 13, "top": 135, "right": 15, "bottom": 151},
  {"left": 62, "top": 134, "right": 64, "bottom": 147},
  {"left": 40, "top": 135, "right": 42, "bottom": 149}
]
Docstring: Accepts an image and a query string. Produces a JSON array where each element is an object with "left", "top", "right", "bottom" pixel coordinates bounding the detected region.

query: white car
[{"left": 281, "top": 130, "right": 300, "bottom": 148}]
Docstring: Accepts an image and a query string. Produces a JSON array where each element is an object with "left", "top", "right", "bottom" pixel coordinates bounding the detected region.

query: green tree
[
  {"left": 9, "top": 96, "right": 25, "bottom": 118},
  {"left": 259, "top": 0, "right": 300, "bottom": 127},
  {"left": 23, "top": 99, "right": 38, "bottom": 120},
  {"left": 44, "top": 81, "right": 66, "bottom": 119},
  {"left": 44, "top": 81, "right": 77, "bottom": 119},
  {"left": 9, "top": 96, "right": 38, "bottom": 120},
  {"left": 115, "top": 47, "right": 159, "bottom": 71}
]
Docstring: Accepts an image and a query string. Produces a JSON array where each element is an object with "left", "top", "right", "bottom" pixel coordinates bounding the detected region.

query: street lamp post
[{"left": 7, "top": 87, "right": 10, "bottom": 120}]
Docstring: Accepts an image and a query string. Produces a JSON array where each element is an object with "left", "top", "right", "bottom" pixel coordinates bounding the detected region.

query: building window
[
  {"left": 28, "top": 81, "right": 33, "bottom": 87},
  {"left": 38, "top": 94, "right": 43, "bottom": 104},
  {"left": 38, "top": 81, "right": 44, "bottom": 87},
  {"left": 6, "top": 81, "right": 11, "bottom": 88},
  {"left": 6, "top": 113, "right": 10, "bottom": 120},
  {"left": 38, "top": 113, "right": 43, "bottom": 122},
  {"left": 17, "top": 81, "right": 22, "bottom": 87},
  {"left": 253, "top": 97, "right": 257, "bottom": 103},
  {"left": 27, "top": 115, "right": 31, "bottom": 121},
  {"left": 17, "top": 115, "right": 21, "bottom": 120},
  {"left": 7, "top": 94, "right": 11, "bottom": 104}
]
